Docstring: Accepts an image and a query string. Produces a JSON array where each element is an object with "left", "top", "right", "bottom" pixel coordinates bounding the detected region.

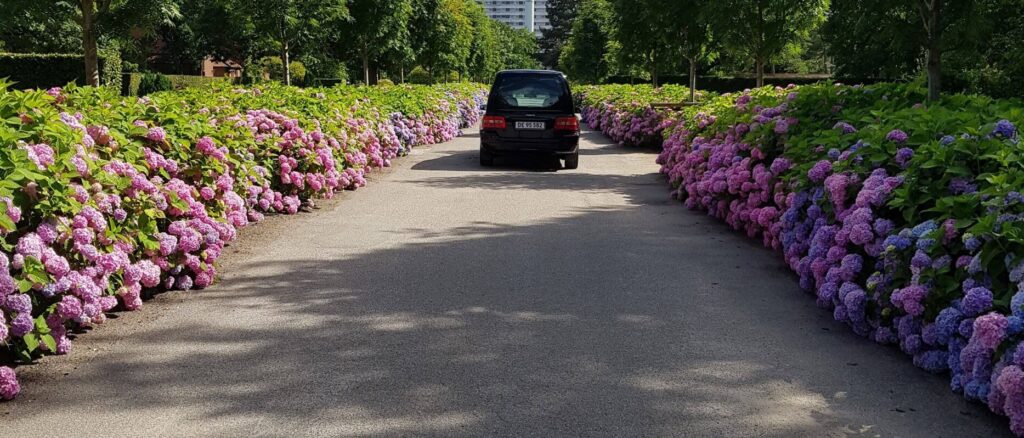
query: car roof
[{"left": 496, "top": 69, "right": 566, "bottom": 76}]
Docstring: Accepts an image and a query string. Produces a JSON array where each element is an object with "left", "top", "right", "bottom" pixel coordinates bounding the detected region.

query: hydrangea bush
[
  {"left": 585, "top": 82, "right": 1024, "bottom": 436},
  {"left": 576, "top": 84, "right": 710, "bottom": 148},
  {"left": 0, "top": 80, "right": 486, "bottom": 399}
]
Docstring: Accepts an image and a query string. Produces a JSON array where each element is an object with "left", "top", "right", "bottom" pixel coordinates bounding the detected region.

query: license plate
[{"left": 515, "top": 121, "right": 545, "bottom": 130}]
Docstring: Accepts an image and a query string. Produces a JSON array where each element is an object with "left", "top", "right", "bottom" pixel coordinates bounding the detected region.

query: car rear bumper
[{"left": 480, "top": 133, "right": 579, "bottom": 155}]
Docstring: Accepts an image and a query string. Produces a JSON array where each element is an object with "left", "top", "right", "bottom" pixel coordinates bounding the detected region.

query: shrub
[
  {"left": 0, "top": 53, "right": 121, "bottom": 90},
  {"left": 0, "top": 79, "right": 487, "bottom": 400},
  {"left": 136, "top": 73, "right": 173, "bottom": 96},
  {"left": 408, "top": 66, "right": 433, "bottom": 84},
  {"left": 576, "top": 84, "right": 713, "bottom": 148},
  {"left": 582, "top": 82, "right": 1024, "bottom": 436},
  {"left": 123, "top": 73, "right": 231, "bottom": 96},
  {"left": 378, "top": 78, "right": 395, "bottom": 86}
]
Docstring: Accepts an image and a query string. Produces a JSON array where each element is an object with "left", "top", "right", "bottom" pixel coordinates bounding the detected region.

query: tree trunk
[
  {"left": 755, "top": 54, "right": 765, "bottom": 88},
  {"left": 755, "top": 0, "right": 765, "bottom": 88},
  {"left": 926, "top": 40, "right": 941, "bottom": 101},
  {"left": 400, "top": 64, "right": 405, "bottom": 83},
  {"left": 922, "top": 0, "right": 942, "bottom": 101},
  {"left": 363, "top": 51, "right": 370, "bottom": 85},
  {"left": 282, "top": 40, "right": 291, "bottom": 86},
  {"left": 688, "top": 58, "right": 697, "bottom": 103},
  {"left": 81, "top": 0, "right": 100, "bottom": 86}
]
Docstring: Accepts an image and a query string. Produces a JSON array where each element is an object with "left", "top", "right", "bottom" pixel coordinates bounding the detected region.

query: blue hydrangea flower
[
  {"left": 993, "top": 119, "right": 1017, "bottom": 139},
  {"left": 1007, "top": 316, "right": 1024, "bottom": 336},
  {"left": 911, "top": 220, "right": 937, "bottom": 238},
  {"left": 961, "top": 287, "right": 993, "bottom": 316},
  {"left": 935, "top": 307, "right": 962, "bottom": 345}
]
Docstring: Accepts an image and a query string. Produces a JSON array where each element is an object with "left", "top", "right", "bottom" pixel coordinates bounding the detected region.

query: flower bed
[
  {"left": 0, "top": 80, "right": 486, "bottom": 399},
  {"left": 585, "top": 83, "right": 1024, "bottom": 436},
  {"left": 576, "top": 84, "right": 709, "bottom": 148}
]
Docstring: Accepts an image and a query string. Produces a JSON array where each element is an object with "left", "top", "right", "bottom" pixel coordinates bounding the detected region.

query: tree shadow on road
[{"left": 4, "top": 199, "right": 1012, "bottom": 436}]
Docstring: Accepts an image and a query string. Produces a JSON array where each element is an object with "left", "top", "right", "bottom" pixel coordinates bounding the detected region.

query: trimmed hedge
[
  {"left": 0, "top": 53, "right": 119, "bottom": 90},
  {"left": 583, "top": 83, "right": 1024, "bottom": 436},
  {"left": 601, "top": 75, "right": 881, "bottom": 93},
  {"left": 0, "top": 81, "right": 487, "bottom": 399},
  {"left": 122, "top": 73, "right": 233, "bottom": 96}
]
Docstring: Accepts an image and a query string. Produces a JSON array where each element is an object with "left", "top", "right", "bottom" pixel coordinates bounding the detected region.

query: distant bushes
[
  {"left": 123, "top": 73, "right": 231, "bottom": 96},
  {"left": 0, "top": 53, "right": 120, "bottom": 90}
]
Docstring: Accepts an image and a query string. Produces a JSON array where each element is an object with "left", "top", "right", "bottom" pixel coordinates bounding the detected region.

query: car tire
[
  {"left": 563, "top": 151, "right": 579, "bottom": 169},
  {"left": 480, "top": 148, "right": 494, "bottom": 167}
]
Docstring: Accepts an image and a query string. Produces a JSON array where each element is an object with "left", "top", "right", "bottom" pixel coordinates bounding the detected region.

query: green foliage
[
  {"left": 344, "top": 0, "right": 413, "bottom": 84},
  {"left": 493, "top": 23, "right": 541, "bottom": 72},
  {"left": 137, "top": 73, "right": 174, "bottom": 96},
  {"left": 99, "top": 48, "right": 123, "bottom": 90},
  {"left": 465, "top": 0, "right": 500, "bottom": 82},
  {"left": 408, "top": 66, "right": 433, "bottom": 84},
  {"left": 576, "top": 84, "right": 709, "bottom": 115},
  {"left": 538, "top": 0, "right": 580, "bottom": 69},
  {"left": 710, "top": 0, "right": 827, "bottom": 85},
  {"left": 561, "top": 0, "right": 613, "bottom": 84},
  {"left": 0, "top": 53, "right": 121, "bottom": 90},
  {"left": 125, "top": 73, "right": 229, "bottom": 96}
]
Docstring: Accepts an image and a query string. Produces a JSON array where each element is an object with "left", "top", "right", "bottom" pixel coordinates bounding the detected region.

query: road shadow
[
  {"left": 5, "top": 203, "right": 1012, "bottom": 436},
  {"left": 412, "top": 150, "right": 564, "bottom": 172},
  {"left": 578, "top": 129, "right": 662, "bottom": 156}
]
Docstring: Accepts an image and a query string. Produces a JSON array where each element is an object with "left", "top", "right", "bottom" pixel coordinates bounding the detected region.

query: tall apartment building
[{"left": 478, "top": 0, "right": 549, "bottom": 37}]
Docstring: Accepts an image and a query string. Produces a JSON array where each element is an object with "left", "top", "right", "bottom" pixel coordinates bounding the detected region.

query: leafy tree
[
  {"left": 410, "top": 0, "right": 473, "bottom": 80},
  {"left": 610, "top": 0, "right": 682, "bottom": 86},
  {"left": 344, "top": 0, "right": 411, "bottom": 84},
  {"left": 1, "top": 0, "right": 181, "bottom": 86},
  {"left": 661, "top": 0, "right": 716, "bottom": 101},
  {"left": 493, "top": 23, "right": 542, "bottom": 72},
  {"left": 465, "top": 1, "right": 500, "bottom": 82},
  {"left": 538, "top": 0, "right": 579, "bottom": 69},
  {"left": 560, "top": 0, "right": 613, "bottom": 84},
  {"left": 711, "top": 0, "right": 826, "bottom": 87},
  {"left": 821, "top": 0, "right": 981, "bottom": 100},
  {"left": 821, "top": 1, "right": 922, "bottom": 81},
  {"left": 246, "top": 0, "right": 348, "bottom": 85},
  {"left": 0, "top": 2, "right": 81, "bottom": 53}
]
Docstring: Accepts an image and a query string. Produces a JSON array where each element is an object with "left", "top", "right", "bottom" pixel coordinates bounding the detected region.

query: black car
[{"left": 479, "top": 70, "right": 580, "bottom": 169}]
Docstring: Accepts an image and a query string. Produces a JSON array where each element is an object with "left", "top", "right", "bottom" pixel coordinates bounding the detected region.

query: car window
[{"left": 489, "top": 74, "right": 571, "bottom": 111}]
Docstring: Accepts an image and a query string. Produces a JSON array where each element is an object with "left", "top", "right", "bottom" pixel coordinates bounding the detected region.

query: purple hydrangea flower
[
  {"left": 0, "top": 366, "right": 19, "bottom": 400},
  {"left": 895, "top": 148, "right": 914, "bottom": 168},
  {"left": 949, "top": 177, "right": 978, "bottom": 195},
  {"left": 146, "top": 127, "right": 167, "bottom": 143},
  {"left": 833, "top": 121, "right": 857, "bottom": 134},
  {"left": 962, "top": 287, "right": 994, "bottom": 316},
  {"left": 808, "top": 160, "right": 832, "bottom": 183},
  {"left": 886, "top": 129, "right": 909, "bottom": 144},
  {"left": 9, "top": 313, "right": 33, "bottom": 337}
]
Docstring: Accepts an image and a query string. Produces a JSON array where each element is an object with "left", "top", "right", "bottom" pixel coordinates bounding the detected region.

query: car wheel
[
  {"left": 480, "top": 148, "right": 494, "bottom": 166},
  {"left": 563, "top": 151, "right": 579, "bottom": 169}
]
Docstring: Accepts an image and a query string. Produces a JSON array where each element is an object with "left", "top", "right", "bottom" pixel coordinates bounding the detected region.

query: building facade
[{"left": 477, "top": 0, "right": 549, "bottom": 37}]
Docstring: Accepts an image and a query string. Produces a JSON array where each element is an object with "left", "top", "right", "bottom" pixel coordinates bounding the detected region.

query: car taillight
[
  {"left": 555, "top": 116, "right": 579, "bottom": 132},
  {"left": 482, "top": 115, "right": 506, "bottom": 130}
]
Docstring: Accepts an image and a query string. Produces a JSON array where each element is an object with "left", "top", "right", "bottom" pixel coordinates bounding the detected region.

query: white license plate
[{"left": 515, "top": 121, "right": 545, "bottom": 130}]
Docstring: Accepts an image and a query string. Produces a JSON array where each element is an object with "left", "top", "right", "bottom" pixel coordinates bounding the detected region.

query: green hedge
[
  {"left": 601, "top": 75, "right": 881, "bottom": 93},
  {"left": 122, "top": 73, "right": 233, "bottom": 96},
  {"left": 0, "top": 53, "right": 119, "bottom": 90}
]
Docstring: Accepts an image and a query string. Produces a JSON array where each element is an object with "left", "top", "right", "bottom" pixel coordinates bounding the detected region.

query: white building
[{"left": 478, "top": 0, "right": 549, "bottom": 37}]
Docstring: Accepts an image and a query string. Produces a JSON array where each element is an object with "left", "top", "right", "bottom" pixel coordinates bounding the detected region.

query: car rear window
[{"left": 489, "top": 73, "right": 572, "bottom": 112}]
